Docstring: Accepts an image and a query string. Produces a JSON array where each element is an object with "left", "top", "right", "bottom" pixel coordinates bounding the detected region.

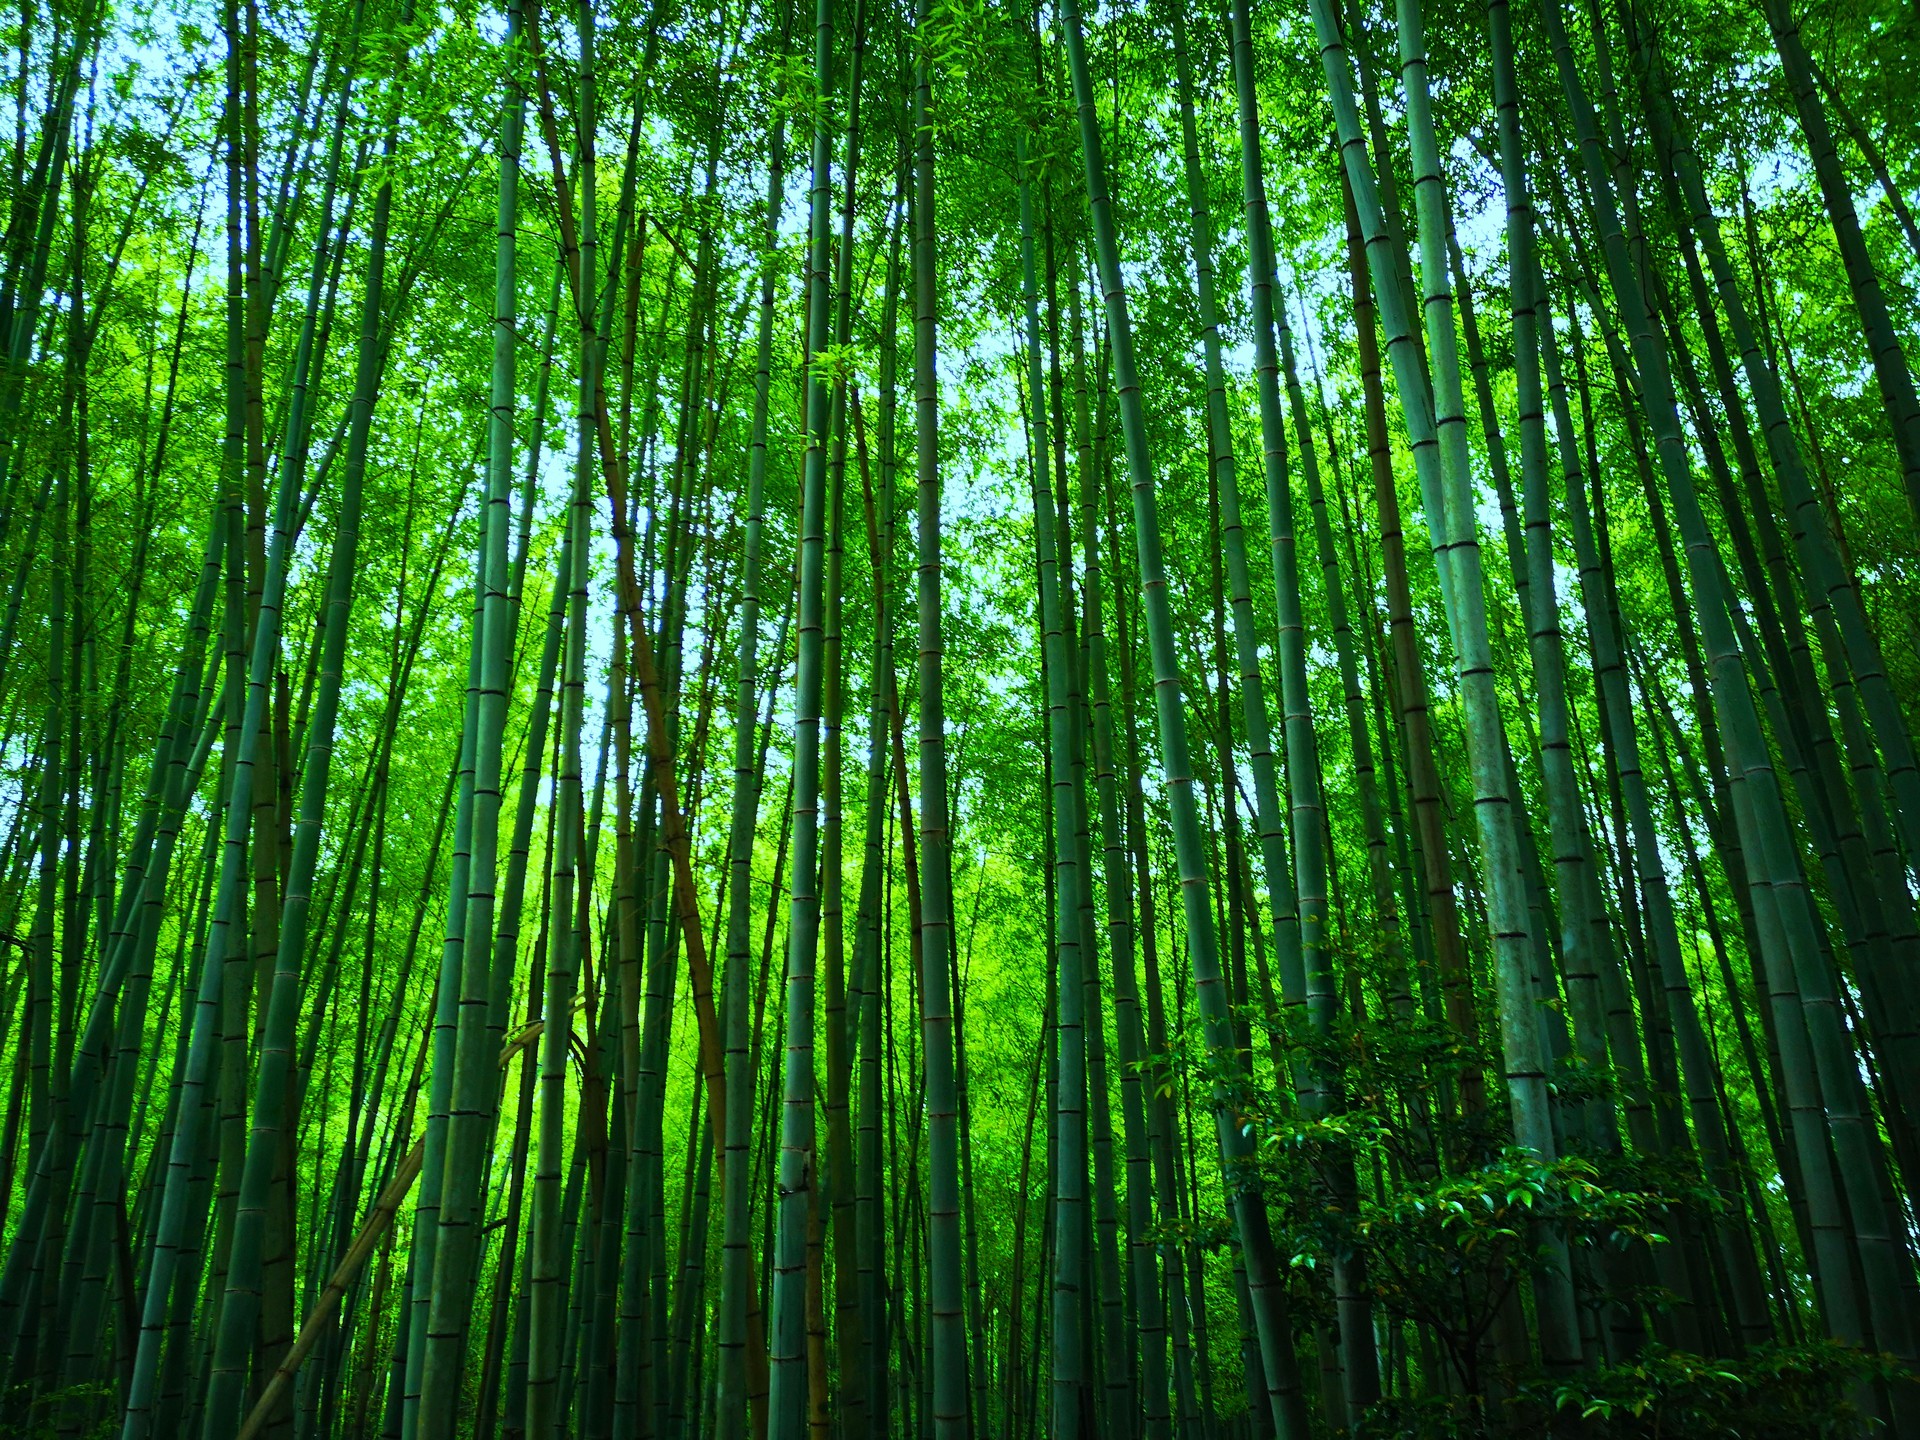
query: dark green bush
[{"left": 1352, "top": 1341, "right": 1893, "bottom": 1440}]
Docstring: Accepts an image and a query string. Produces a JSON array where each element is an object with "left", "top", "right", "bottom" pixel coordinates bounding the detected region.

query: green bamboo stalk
[
  {"left": 1223, "top": 2, "right": 1387, "bottom": 1403},
  {"left": 1058, "top": 0, "right": 1309, "bottom": 1430},
  {"left": 1297, "top": 321, "right": 1411, "bottom": 1024},
  {"left": 1485, "top": 0, "right": 1619, "bottom": 1150},
  {"left": 1063, "top": 265, "right": 1171, "bottom": 1438},
  {"left": 766, "top": 0, "right": 834, "bottom": 1426},
  {"left": 1311, "top": 0, "right": 1585, "bottom": 1361},
  {"left": 852, "top": 233, "right": 900, "bottom": 1425},
  {"left": 525, "top": 4, "right": 600, "bottom": 1428},
  {"left": 1016, "top": 125, "right": 1093, "bottom": 1440},
  {"left": 821, "top": 13, "right": 867, "bottom": 1429},
  {"left": 909, "top": 0, "right": 969, "bottom": 1426},
  {"left": 717, "top": 22, "right": 790, "bottom": 1434},
  {"left": 414, "top": 0, "right": 526, "bottom": 1424}
]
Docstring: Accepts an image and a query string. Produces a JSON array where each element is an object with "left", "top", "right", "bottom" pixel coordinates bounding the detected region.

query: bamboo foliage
[{"left": 3, "top": 0, "right": 1920, "bottom": 1436}]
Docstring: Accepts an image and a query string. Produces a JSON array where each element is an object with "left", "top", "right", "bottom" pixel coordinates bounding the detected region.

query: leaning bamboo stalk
[
  {"left": 1759, "top": 0, "right": 1920, "bottom": 531},
  {"left": 234, "top": 1138, "right": 426, "bottom": 1440},
  {"left": 1337, "top": 176, "right": 1481, "bottom": 1107},
  {"left": 1541, "top": 0, "right": 1915, "bottom": 1383},
  {"left": 523, "top": 0, "right": 738, "bottom": 1224},
  {"left": 1312, "top": 0, "right": 1588, "bottom": 1360}
]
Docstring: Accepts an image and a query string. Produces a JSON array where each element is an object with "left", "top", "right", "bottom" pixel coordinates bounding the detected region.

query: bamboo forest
[{"left": 8, "top": 0, "right": 1920, "bottom": 1429}]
